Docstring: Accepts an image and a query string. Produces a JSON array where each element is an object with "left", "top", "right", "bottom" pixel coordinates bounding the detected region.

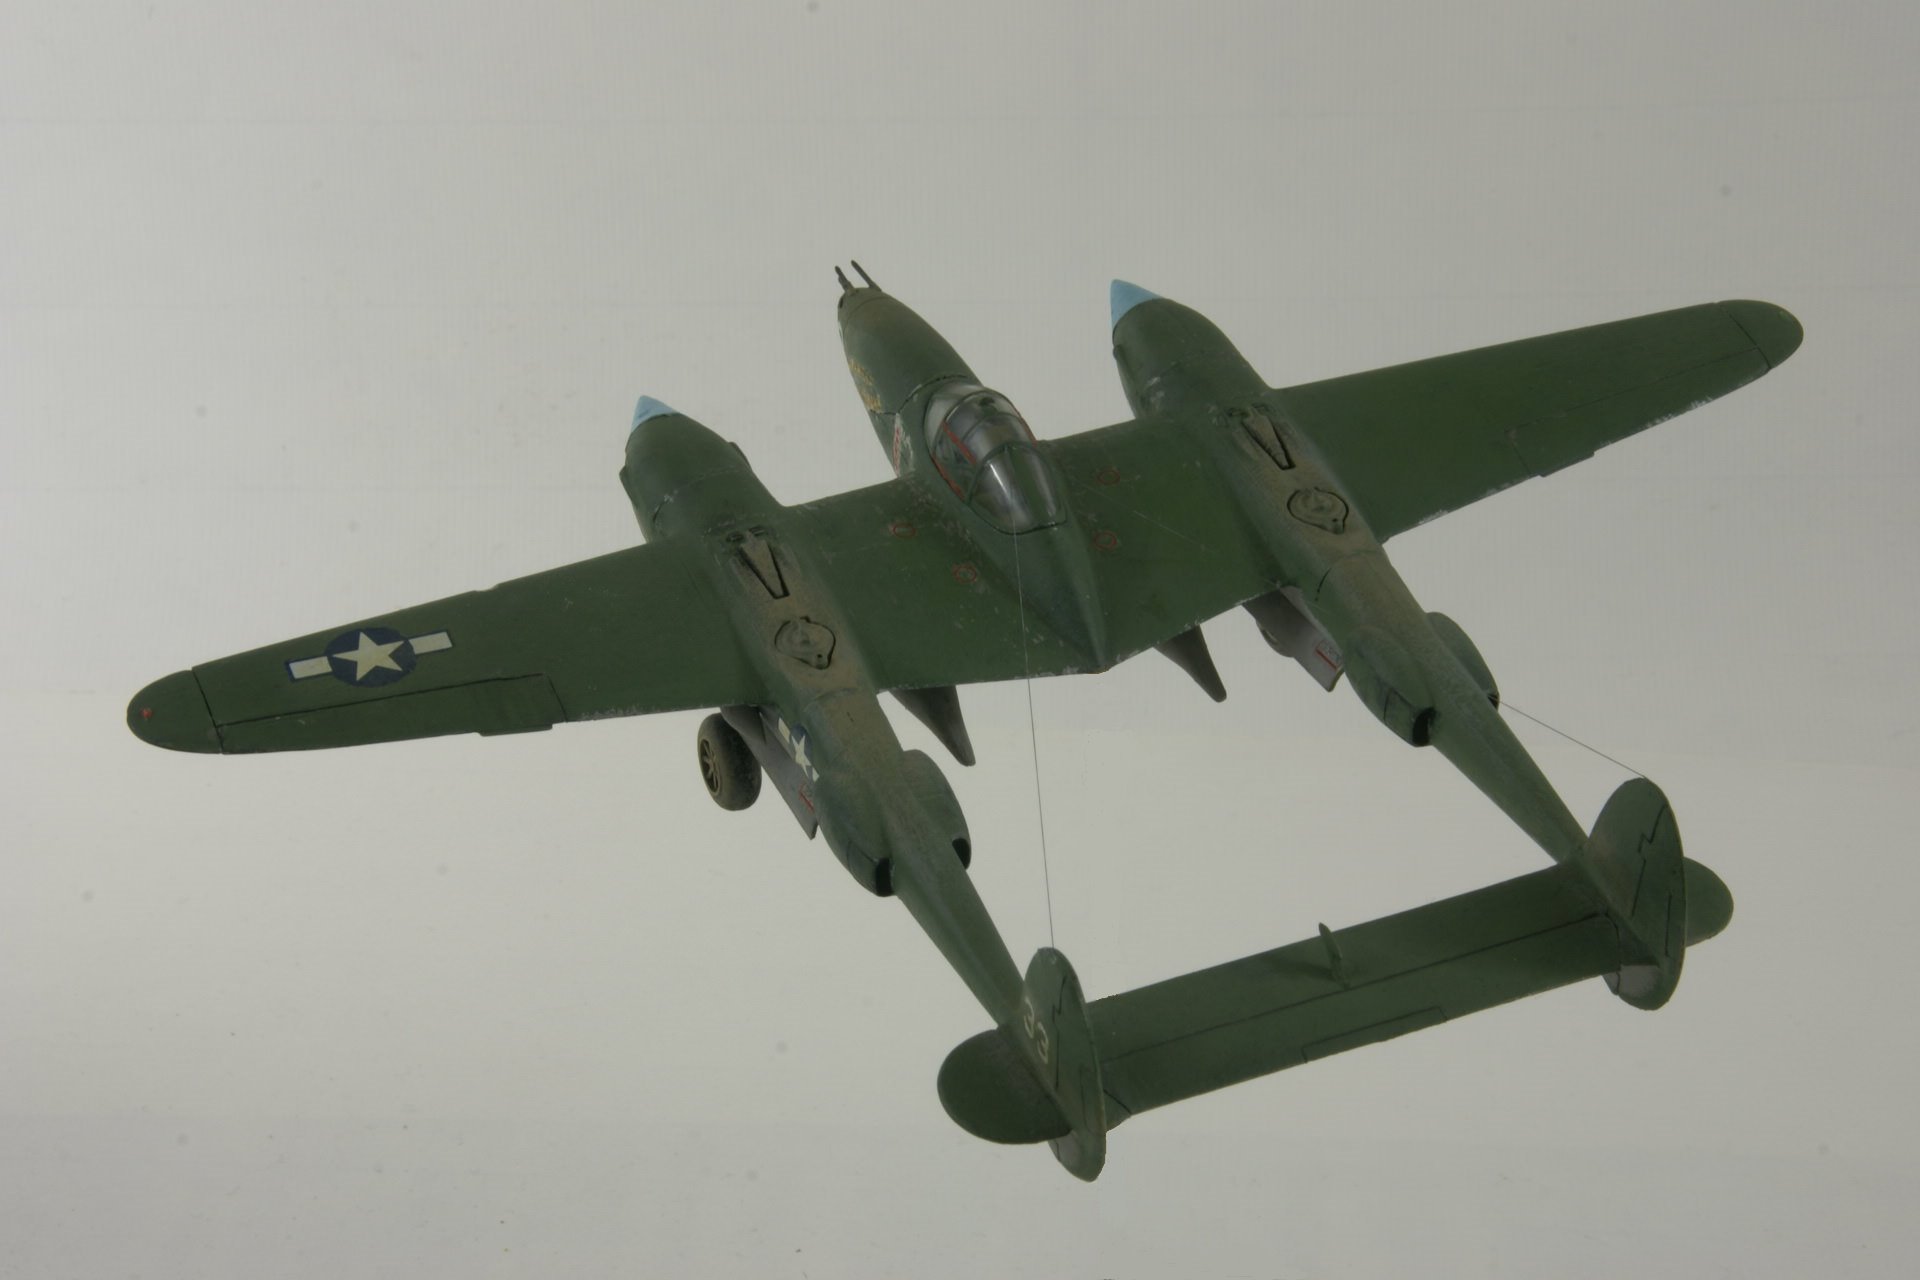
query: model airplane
[{"left": 129, "top": 266, "right": 1800, "bottom": 1179}]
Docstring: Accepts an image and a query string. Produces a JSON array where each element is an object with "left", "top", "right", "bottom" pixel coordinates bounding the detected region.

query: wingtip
[
  {"left": 1109, "top": 279, "right": 1161, "bottom": 330},
  {"left": 1722, "top": 300, "right": 1803, "bottom": 370},
  {"left": 128, "top": 670, "right": 222, "bottom": 752}
]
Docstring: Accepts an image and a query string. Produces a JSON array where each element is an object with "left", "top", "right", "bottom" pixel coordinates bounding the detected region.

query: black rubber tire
[{"left": 696, "top": 713, "right": 762, "bottom": 811}]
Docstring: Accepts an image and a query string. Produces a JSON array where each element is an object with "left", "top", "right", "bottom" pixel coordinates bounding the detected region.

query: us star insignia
[
  {"left": 285, "top": 628, "right": 454, "bottom": 686},
  {"left": 771, "top": 713, "right": 819, "bottom": 781}
]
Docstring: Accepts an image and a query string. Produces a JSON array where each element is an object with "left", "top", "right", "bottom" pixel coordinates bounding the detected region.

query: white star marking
[
  {"left": 791, "top": 733, "right": 815, "bottom": 779},
  {"left": 331, "top": 631, "right": 406, "bottom": 681},
  {"left": 772, "top": 715, "right": 818, "bottom": 780}
]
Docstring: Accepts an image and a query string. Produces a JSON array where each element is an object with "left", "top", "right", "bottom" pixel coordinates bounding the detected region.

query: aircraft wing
[
  {"left": 1278, "top": 300, "right": 1803, "bottom": 541},
  {"left": 792, "top": 415, "right": 1276, "bottom": 690},
  {"left": 129, "top": 543, "right": 764, "bottom": 753}
]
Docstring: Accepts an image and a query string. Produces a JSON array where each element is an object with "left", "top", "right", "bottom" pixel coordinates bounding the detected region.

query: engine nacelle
[
  {"left": 898, "top": 748, "right": 972, "bottom": 869},
  {"left": 812, "top": 767, "right": 896, "bottom": 897},
  {"left": 1427, "top": 612, "right": 1499, "bottom": 708},
  {"left": 620, "top": 401, "right": 780, "bottom": 542},
  {"left": 1343, "top": 626, "right": 1437, "bottom": 746},
  {"left": 1109, "top": 285, "right": 1266, "bottom": 417},
  {"left": 810, "top": 748, "right": 973, "bottom": 896}
]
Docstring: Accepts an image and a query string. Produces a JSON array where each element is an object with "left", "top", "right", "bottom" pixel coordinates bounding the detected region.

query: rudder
[
  {"left": 1579, "top": 778, "right": 1704, "bottom": 1010},
  {"left": 936, "top": 948, "right": 1108, "bottom": 1180}
]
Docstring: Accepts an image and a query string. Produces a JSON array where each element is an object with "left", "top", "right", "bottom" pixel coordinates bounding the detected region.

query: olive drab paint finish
[{"left": 130, "top": 266, "right": 1799, "bottom": 1180}]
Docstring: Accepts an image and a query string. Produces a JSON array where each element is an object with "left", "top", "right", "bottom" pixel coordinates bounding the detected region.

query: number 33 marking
[{"left": 1021, "top": 996, "right": 1051, "bottom": 1065}]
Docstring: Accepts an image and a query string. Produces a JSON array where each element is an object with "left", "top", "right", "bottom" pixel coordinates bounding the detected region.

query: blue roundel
[{"left": 324, "top": 626, "right": 417, "bottom": 686}]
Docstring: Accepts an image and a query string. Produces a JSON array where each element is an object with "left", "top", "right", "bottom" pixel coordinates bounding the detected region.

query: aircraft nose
[
  {"left": 630, "top": 396, "right": 679, "bottom": 435},
  {"left": 128, "top": 670, "right": 222, "bottom": 752},
  {"left": 1109, "top": 279, "right": 1162, "bottom": 330}
]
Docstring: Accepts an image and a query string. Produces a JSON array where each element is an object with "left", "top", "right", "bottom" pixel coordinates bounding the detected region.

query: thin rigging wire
[
  {"left": 1010, "top": 534, "right": 1057, "bottom": 948},
  {"left": 1502, "top": 700, "right": 1645, "bottom": 779}
]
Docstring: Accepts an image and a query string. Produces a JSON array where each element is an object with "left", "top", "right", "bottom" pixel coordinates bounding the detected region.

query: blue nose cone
[
  {"left": 630, "top": 395, "right": 679, "bottom": 435},
  {"left": 1109, "top": 279, "right": 1162, "bottom": 330}
]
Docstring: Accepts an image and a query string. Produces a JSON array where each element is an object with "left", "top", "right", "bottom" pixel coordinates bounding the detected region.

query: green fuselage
[{"left": 838, "top": 287, "right": 1111, "bottom": 669}]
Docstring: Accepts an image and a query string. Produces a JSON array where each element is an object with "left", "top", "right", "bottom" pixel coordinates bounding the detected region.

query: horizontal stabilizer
[
  {"left": 1095, "top": 869, "right": 1587, "bottom": 1121},
  {"left": 1107, "top": 860, "right": 1729, "bottom": 1121},
  {"left": 1086, "top": 779, "right": 1728, "bottom": 1122},
  {"left": 938, "top": 814, "right": 1731, "bottom": 1173}
]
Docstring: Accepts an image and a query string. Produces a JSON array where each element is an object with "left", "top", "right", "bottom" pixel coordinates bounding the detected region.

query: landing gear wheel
[{"left": 696, "top": 714, "right": 761, "bottom": 811}]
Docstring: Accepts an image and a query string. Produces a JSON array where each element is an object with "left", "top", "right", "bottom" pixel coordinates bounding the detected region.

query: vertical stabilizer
[
  {"left": 937, "top": 948, "right": 1108, "bottom": 1180},
  {"left": 1022, "top": 949, "right": 1107, "bottom": 1180},
  {"left": 1578, "top": 778, "right": 1692, "bottom": 1010}
]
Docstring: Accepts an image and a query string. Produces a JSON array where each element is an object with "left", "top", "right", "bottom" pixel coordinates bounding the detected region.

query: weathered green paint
[
  {"left": 1108, "top": 288, "right": 1800, "bottom": 866},
  {"left": 128, "top": 274, "right": 1798, "bottom": 1181},
  {"left": 944, "top": 784, "right": 1732, "bottom": 1132}
]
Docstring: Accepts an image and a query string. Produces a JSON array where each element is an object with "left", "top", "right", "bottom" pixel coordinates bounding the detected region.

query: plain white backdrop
[{"left": 4, "top": 2, "right": 1915, "bottom": 1275}]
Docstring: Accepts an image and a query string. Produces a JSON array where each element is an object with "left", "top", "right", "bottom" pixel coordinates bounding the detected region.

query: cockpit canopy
[{"left": 923, "top": 385, "right": 1066, "bottom": 534}]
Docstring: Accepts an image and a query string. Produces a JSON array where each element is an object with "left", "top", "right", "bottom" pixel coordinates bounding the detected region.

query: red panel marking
[
  {"left": 1095, "top": 465, "right": 1122, "bottom": 486},
  {"left": 888, "top": 519, "right": 916, "bottom": 539},
  {"left": 139, "top": 707, "right": 154, "bottom": 720},
  {"left": 951, "top": 562, "right": 980, "bottom": 584},
  {"left": 932, "top": 418, "right": 974, "bottom": 498},
  {"left": 1092, "top": 529, "right": 1120, "bottom": 552},
  {"left": 942, "top": 419, "right": 978, "bottom": 464}
]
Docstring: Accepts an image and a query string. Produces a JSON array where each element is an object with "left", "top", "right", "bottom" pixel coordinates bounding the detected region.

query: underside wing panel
[
  {"left": 788, "top": 480, "right": 1088, "bottom": 688},
  {"left": 1278, "top": 300, "right": 1800, "bottom": 540},
  {"left": 138, "top": 542, "right": 765, "bottom": 753},
  {"left": 217, "top": 675, "right": 567, "bottom": 753},
  {"left": 793, "top": 418, "right": 1276, "bottom": 692},
  {"left": 1046, "top": 416, "right": 1278, "bottom": 649}
]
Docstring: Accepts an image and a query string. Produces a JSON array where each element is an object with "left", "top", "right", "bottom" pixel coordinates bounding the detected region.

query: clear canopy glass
[{"left": 925, "top": 388, "right": 1066, "bottom": 534}]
